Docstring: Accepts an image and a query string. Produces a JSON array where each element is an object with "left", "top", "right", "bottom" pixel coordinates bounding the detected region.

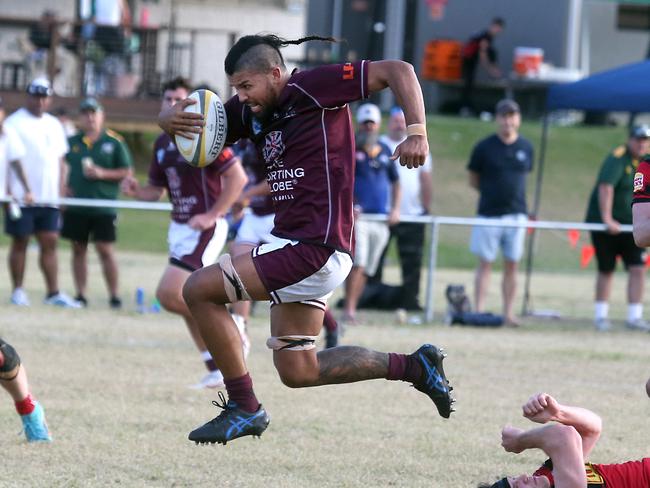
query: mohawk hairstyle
[{"left": 224, "top": 34, "right": 337, "bottom": 76}]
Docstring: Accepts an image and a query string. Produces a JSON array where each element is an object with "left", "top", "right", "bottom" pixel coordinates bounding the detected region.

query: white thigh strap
[
  {"left": 219, "top": 253, "right": 252, "bottom": 303},
  {"left": 266, "top": 335, "right": 318, "bottom": 351}
]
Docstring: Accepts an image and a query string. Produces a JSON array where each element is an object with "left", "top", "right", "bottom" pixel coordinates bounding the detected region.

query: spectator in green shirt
[
  {"left": 61, "top": 97, "right": 132, "bottom": 308},
  {"left": 585, "top": 125, "right": 650, "bottom": 331}
]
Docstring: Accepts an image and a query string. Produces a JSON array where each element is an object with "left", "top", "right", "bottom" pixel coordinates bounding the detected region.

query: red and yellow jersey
[
  {"left": 533, "top": 458, "right": 650, "bottom": 487},
  {"left": 632, "top": 158, "right": 650, "bottom": 204}
]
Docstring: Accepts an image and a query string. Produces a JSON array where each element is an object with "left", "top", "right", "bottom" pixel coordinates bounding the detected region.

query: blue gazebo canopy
[{"left": 546, "top": 60, "right": 650, "bottom": 112}]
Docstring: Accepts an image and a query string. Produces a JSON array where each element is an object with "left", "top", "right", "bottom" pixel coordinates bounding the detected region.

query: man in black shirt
[
  {"left": 467, "top": 99, "right": 533, "bottom": 326},
  {"left": 460, "top": 17, "right": 505, "bottom": 115}
]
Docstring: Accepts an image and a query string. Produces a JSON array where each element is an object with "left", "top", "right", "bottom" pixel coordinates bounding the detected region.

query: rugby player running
[{"left": 159, "top": 34, "right": 454, "bottom": 445}]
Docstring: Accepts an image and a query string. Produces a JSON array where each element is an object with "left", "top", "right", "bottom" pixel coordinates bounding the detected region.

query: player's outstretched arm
[
  {"left": 367, "top": 60, "right": 428, "bottom": 169},
  {"left": 522, "top": 393, "right": 602, "bottom": 458},
  {"left": 120, "top": 175, "right": 166, "bottom": 202},
  {"left": 188, "top": 158, "right": 248, "bottom": 229}
]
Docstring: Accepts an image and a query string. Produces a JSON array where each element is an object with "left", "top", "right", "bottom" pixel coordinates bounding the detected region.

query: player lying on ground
[
  {"left": 481, "top": 392, "right": 649, "bottom": 488},
  {"left": 0, "top": 338, "right": 51, "bottom": 442},
  {"left": 159, "top": 33, "right": 454, "bottom": 445}
]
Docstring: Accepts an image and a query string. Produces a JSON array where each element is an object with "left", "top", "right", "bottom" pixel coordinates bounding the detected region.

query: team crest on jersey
[
  {"left": 516, "top": 149, "right": 528, "bottom": 162},
  {"left": 263, "top": 131, "right": 285, "bottom": 163},
  {"left": 634, "top": 171, "right": 644, "bottom": 192}
]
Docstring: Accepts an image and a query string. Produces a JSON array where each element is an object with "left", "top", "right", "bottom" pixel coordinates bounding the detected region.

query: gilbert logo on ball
[{"left": 175, "top": 89, "right": 228, "bottom": 167}]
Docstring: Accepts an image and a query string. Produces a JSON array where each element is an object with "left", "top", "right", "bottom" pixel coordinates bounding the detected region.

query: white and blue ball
[{"left": 175, "top": 89, "right": 228, "bottom": 167}]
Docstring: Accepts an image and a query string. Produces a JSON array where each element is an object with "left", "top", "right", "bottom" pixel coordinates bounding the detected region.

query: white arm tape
[{"left": 406, "top": 123, "right": 427, "bottom": 137}]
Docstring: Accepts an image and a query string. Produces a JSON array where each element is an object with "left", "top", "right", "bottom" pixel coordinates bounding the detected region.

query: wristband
[{"left": 406, "top": 123, "right": 427, "bottom": 137}]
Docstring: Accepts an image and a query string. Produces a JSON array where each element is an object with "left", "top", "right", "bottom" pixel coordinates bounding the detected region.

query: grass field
[{"left": 2, "top": 248, "right": 650, "bottom": 487}]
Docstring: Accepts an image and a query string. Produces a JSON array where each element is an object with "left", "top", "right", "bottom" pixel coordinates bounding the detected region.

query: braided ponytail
[{"left": 225, "top": 34, "right": 337, "bottom": 75}]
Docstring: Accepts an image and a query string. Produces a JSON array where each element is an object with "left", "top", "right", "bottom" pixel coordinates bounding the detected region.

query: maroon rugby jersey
[
  {"left": 632, "top": 158, "right": 650, "bottom": 204},
  {"left": 224, "top": 60, "right": 370, "bottom": 253},
  {"left": 148, "top": 133, "right": 237, "bottom": 223}
]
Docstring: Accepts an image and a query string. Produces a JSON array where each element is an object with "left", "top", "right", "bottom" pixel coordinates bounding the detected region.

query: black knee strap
[{"left": 0, "top": 339, "right": 21, "bottom": 381}]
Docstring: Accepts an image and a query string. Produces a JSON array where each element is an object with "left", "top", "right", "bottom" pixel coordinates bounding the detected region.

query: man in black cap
[
  {"left": 467, "top": 99, "right": 534, "bottom": 326},
  {"left": 61, "top": 97, "right": 132, "bottom": 308},
  {"left": 4, "top": 78, "right": 80, "bottom": 308},
  {"left": 586, "top": 124, "right": 650, "bottom": 331}
]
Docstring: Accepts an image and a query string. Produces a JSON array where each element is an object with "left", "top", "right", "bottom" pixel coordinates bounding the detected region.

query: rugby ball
[{"left": 175, "top": 89, "right": 228, "bottom": 168}]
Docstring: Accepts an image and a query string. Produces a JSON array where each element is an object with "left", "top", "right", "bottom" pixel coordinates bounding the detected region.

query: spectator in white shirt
[{"left": 4, "top": 78, "right": 80, "bottom": 308}]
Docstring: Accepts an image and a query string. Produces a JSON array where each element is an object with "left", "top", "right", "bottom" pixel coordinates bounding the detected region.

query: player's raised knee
[{"left": 181, "top": 268, "right": 205, "bottom": 306}]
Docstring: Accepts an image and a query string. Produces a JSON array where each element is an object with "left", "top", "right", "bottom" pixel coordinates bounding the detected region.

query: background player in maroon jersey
[
  {"left": 160, "top": 34, "right": 454, "bottom": 445},
  {"left": 122, "top": 77, "right": 248, "bottom": 389},
  {"left": 482, "top": 392, "right": 650, "bottom": 488}
]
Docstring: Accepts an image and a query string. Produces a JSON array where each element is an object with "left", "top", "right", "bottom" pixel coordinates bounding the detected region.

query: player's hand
[
  {"left": 604, "top": 219, "right": 621, "bottom": 235},
  {"left": 231, "top": 197, "right": 249, "bottom": 218},
  {"left": 120, "top": 175, "right": 139, "bottom": 197},
  {"left": 522, "top": 393, "right": 561, "bottom": 424},
  {"left": 501, "top": 425, "right": 525, "bottom": 453},
  {"left": 387, "top": 208, "right": 400, "bottom": 226},
  {"left": 392, "top": 135, "right": 428, "bottom": 169},
  {"left": 158, "top": 98, "right": 204, "bottom": 139},
  {"left": 23, "top": 192, "right": 34, "bottom": 205},
  {"left": 188, "top": 212, "right": 216, "bottom": 231}
]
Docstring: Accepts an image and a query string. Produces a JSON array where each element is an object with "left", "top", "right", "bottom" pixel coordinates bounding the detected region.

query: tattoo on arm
[{"left": 315, "top": 346, "right": 388, "bottom": 385}]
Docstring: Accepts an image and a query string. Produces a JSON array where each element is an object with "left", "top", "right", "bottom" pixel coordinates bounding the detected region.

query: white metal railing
[
  {"left": 359, "top": 213, "right": 633, "bottom": 322},
  {"left": 1, "top": 197, "right": 630, "bottom": 322}
]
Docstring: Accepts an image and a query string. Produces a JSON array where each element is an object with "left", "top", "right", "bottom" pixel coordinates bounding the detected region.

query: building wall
[
  {"left": 0, "top": 0, "right": 306, "bottom": 97},
  {"left": 585, "top": 1, "right": 647, "bottom": 74},
  {"left": 413, "top": 0, "right": 570, "bottom": 111},
  {"left": 306, "top": 0, "right": 650, "bottom": 113},
  {"left": 139, "top": 0, "right": 306, "bottom": 97}
]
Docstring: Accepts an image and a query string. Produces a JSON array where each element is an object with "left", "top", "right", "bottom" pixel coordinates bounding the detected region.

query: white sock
[
  {"left": 200, "top": 350, "right": 213, "bottom": 361},
  {"left": 594, "top": 302, "right": 609, "bottom": 320},
  {"left": 627, "top": 303, "right": 643, "bottom": 322}
]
